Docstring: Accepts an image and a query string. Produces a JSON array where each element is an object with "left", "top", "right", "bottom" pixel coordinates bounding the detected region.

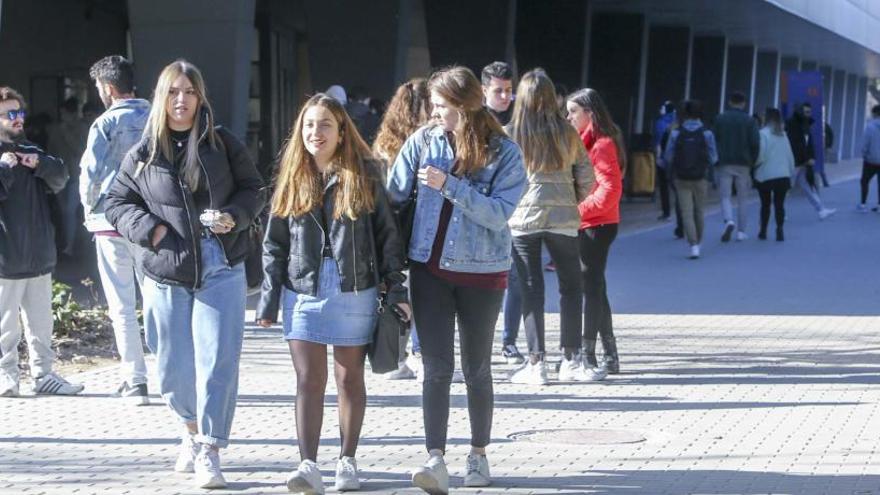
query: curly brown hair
[{"left": 372, "top": 78, "right": 431, "bottom": 165}]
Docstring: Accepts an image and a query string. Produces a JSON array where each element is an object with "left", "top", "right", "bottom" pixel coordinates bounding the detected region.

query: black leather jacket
[
  {"left": 257, "top": 161, "right": 407, "bottom": 322},
  {"left": 105, "top": 124, "right": 265, "bottom": 288}
]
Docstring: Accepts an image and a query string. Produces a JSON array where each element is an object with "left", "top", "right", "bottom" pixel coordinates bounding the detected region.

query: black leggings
[
  {"left": 756, "top": 178, "right": 790, "bottom": 232},
  {"left": 860, "top": 162, "right": 880, "bottom": 205},
  {"left": 579, "top": 224, "right": 617, "bottom": 342},
  {"left": 409, "top": 263, "right": 504, "bottom": 453}
]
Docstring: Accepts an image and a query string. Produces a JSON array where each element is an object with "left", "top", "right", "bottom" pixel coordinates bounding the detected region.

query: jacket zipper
[
  {"left": 309, "top": 211, "right": 327, "bottom": 294},
  {"left": 351, "top": 217, "right": 358, "bottom": 295},
  {"left": 178, "top": 176, "right": 202, "bottom": 290},
  {"left": 198, "top": 158, "right": 230, "bottom": 265}
]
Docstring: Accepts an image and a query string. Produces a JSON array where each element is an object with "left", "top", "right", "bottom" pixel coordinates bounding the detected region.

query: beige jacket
[{"left": 507, "top": 137, "right": 594, "bottom": 233}]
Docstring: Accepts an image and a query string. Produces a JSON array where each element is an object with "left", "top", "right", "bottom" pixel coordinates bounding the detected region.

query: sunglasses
[{"left": 2, "top": 110, "right": 26, "bottom": 121}]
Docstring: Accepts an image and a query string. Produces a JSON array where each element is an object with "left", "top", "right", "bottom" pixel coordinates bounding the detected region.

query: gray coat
[{"left": 507, "top": 131, "right": 594, "bottom": 234}]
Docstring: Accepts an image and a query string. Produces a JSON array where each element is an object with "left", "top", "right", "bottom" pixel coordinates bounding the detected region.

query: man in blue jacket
[
  {"left": 713, "top": 92, "right": 760, "bottom": 242},
  {"left": 79, "top": 56, "right": 151, "bottom": 405},
  {"left": 0, "top": 86, "right": 82, "bottom": 397}
]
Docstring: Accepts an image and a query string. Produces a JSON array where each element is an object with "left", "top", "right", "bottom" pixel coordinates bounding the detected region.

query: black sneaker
[
  {"left": 721, "top": 222, "right": 735, "bottom": 242},
  {"left": 116, "top": 381, "right": 149, "bottom": 406},
  {"left": 501, "top": 344, "right": 525, "bottom": 365}
]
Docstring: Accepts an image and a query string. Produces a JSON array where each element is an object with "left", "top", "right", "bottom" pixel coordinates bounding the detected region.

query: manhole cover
[{"left": 508, "top": 428, "right": 646, "bottom": 445}]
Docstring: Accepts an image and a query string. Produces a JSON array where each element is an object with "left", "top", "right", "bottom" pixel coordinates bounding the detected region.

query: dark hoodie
[
  {"left": 786, "top": 109, "right": 815, "bottom": 167},
  {"left": 0, "top": 140, "right": 68, "bottom": 278}
]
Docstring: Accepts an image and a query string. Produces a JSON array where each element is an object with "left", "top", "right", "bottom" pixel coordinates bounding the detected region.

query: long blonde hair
[
  {"left": 509, "top": 69, "right": 581, "bottom": 173},
  {"left": 372, "top": 78, "right": 431, "bottom": 165},
  {"left": 140, "top": 60, "right": 217, "bottom": 190},
  {"left": 271, "top": 94, "right": 375, "bottom": 220},
  {"left": 428, "top": 66, "right": 505, "bottom": 176}
]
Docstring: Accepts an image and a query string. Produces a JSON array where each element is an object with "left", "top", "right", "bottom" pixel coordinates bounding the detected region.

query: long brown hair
[
  {"left": 509, "top": 69, "right": 581, "bottom": 173},
  {"left": 140, "top": 60, "right": 217, "bottom": 190},
  {"left": 428, "top": 66, "right": 505, "bottom": 176},
  {"left": 271, "top": 94, "right": 375, "bottom": 220},
  {"left": 567, "top": 88, "right": 627, "bottom": 173},
  {"left": 372, "top": 78, "right": 431, "bottom": 164}
]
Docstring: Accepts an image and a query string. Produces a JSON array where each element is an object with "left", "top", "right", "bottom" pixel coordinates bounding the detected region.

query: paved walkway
[{"left": 2, "top": 175, "right": 878, "bottom": 494}]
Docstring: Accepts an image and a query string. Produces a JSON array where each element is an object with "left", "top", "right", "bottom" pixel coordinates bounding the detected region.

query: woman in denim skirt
[
  {"left": 257, "top": 94, "right": 409, "bottom": 494},
  {"left": 104, "top": 60, "right": 265, "bottom": 489},
  {"left": 387, "top": 66, "right": 526, "bottom": 493}
]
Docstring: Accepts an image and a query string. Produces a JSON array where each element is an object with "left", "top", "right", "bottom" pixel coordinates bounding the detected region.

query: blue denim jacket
[
  {"left": 386, "top": 125, "right": 526, "bottom": 273},
  {"left": 79, "top": 98, "right": 150, "bottom": 231},
  {"left": 862, "top": 118, "right": 880, "bottom": 164}
]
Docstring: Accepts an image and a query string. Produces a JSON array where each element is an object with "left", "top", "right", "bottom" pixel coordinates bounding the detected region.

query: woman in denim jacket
[{"left": 387, "top": 66, "right": 526, "bottom": 493}]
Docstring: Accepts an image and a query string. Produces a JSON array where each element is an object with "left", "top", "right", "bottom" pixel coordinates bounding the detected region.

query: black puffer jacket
[
  {"left": 786, "top": 112, "right": 815, "bottom": 167},
  {"left": 257, "top": 161, "right": 407, "bottom": 322},
  {"left": 0, "top": 141, "right": 68, "bottom": 279},
  {"left": 104, "top": 125, "right": 265, "bottom": 288}
]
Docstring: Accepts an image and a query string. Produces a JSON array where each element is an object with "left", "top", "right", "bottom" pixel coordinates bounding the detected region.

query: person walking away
[
  {"left": 565, "top": 88, "right": 625, "bottom": 373},
  {"left": 79, "top": 55, "right": 152, "bottom": 404},
  {"left": 663, "top": 100, "right": 718, "bottom": 259},
  {"left": 713, "top": 91, "right": 760, "bottom": 242},
  {"left": 257, "top": 94, "right": 409, "bottom": 494},
  {"left": 373, "top": 77, "right": 432, "bottom": 381},
  {"left": 0, "top": 86, "right": 83, "bottom": 398},
  {"left": 858, "top": 104, "right": 880, "bottom": 212},
  {"left": 754, "top": 108, "right": 795, "bottom": 241},
  {"left": 387, "top": 66, "right": 526, "bottom": 493},
  {"left": 786, "top": 103, "right": 836, "bottom": 220},
  {"left": 653, "top": 100, "right": 677, "bottom": 221},
  {"left": 104, "top": 60, "right": 264, "bottom": 489},
  {"left": 505, "top": 69, "right": 603, "bottom": 385}
]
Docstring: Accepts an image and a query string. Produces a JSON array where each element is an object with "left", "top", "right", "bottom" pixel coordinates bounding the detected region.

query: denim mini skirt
[{"left": 282, "top": 258, "right": 378, "bottom": 346}]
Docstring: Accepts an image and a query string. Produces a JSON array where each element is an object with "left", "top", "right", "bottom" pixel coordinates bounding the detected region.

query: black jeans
[
  {"left": 511, "top": 232, "right": 583, "bottom": 356},
  {"left": 756, "top": 178, "right": 790, "bottom": 232},
  {"left": 860, "top": 162, "right": 880, "bottom": 205},
  {"left": 579, "top": 224, "right": 617, "bottom": 342},
  {"left": 409, "top": 263, "right": 504, "bottom": 452}
]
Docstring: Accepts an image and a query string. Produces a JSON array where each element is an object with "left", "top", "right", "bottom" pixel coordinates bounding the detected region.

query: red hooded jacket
[{"left": 578, "top": 123, "right": 622, "bottom": 229}]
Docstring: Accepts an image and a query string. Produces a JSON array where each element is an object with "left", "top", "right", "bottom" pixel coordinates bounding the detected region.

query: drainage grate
[{"left": 508, "top": 428, "right": 646, "bottom": 445}]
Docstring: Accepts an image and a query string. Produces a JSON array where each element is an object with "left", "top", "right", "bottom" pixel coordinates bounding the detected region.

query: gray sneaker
[
  {"left": 115, "top": 381, "right": 149, "bottom": 406},
  {"left": 463, "top": 453, "right": 491, "bottom": 487}
]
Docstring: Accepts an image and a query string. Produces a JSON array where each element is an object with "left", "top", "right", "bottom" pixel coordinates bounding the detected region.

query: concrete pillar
[
  {"left": 127, "top": 0, "right": 256, "bottom": 139},
  {"left": 842, "top": 73, "right": 859, "bottom": 159},
  {"left": 854, "top": 77, "right": 869, "bottom": 158},
  {"left": 515, "top": 0, "right": 587, "bottom": 91},
  {"left": 586, "top": 12, "right": 645, "bottom": 136},
  {"left": 642, "top": 25, "right": 690, "bottom": 132},
  {"left": 753, "top": 51, "right": 778, "bottom": 116},
  {"left": 425, "top": 0, "right": 515, "bottom": 77},
  {"left": 724, "top": 45, "right": 755, "bottom": 111},
  {"left": 830, "top": 69, "right": 846, "bottom": 161},
  {"left": 689, "top": 35, "right": 726, "bottom": 121}
]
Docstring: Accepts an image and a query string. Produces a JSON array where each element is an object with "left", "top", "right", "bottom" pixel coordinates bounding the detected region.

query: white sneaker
[
  {"left": 509, "top": 361, "right": 548, "bottom": 385},
  {"left": 407, "top": 353, "right": 424, "bottom": 383},
  {"left": 818, "top": 208, "right": 837, "bottom": 220},
  {"left": 334, "top": 456, "right": 360, "bottom": 491},
  {"left": 735, "top": 231, "right": 749, "bottom": 242},
  {"left": 174, "top": 433, "right": 200, "bottom": 473},
  {"left": 287, "top": 459, "right": 324, "bottom": 494},
  {"left": 384, "top": 361, "right": 415, "bottom": 380},
  {"left": 194, "top": 445, "right": 227, "bottom": 489},
  {"left": 558, "top": 355, "right": 605, "bottom": 382},
  {"left": 463, "top": 454, "right": 491, "bottom": 487},
  {"left": 32, "top": 372, "right": 84, "bottom": 395},
  {"left": 0, "top": 374, "right": 19, "bottom": 397},
  {"left": 688, "top": 244, "right": 700, "bottom": 259},
  {"left": 412, "top": 454, "right": 449, "bottom": 494},
  {"left": 857, "top": 203, "right": 869, "bottom": 212}
]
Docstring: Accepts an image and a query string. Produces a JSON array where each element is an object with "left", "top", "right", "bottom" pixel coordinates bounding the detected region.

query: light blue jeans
[{"left": 142, "top": 237, "right": 246, "bottom": 448}]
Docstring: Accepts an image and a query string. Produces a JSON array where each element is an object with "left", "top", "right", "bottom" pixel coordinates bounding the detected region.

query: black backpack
[{"left": 672, "top": 127, "right": 710, "bottom": 180}]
